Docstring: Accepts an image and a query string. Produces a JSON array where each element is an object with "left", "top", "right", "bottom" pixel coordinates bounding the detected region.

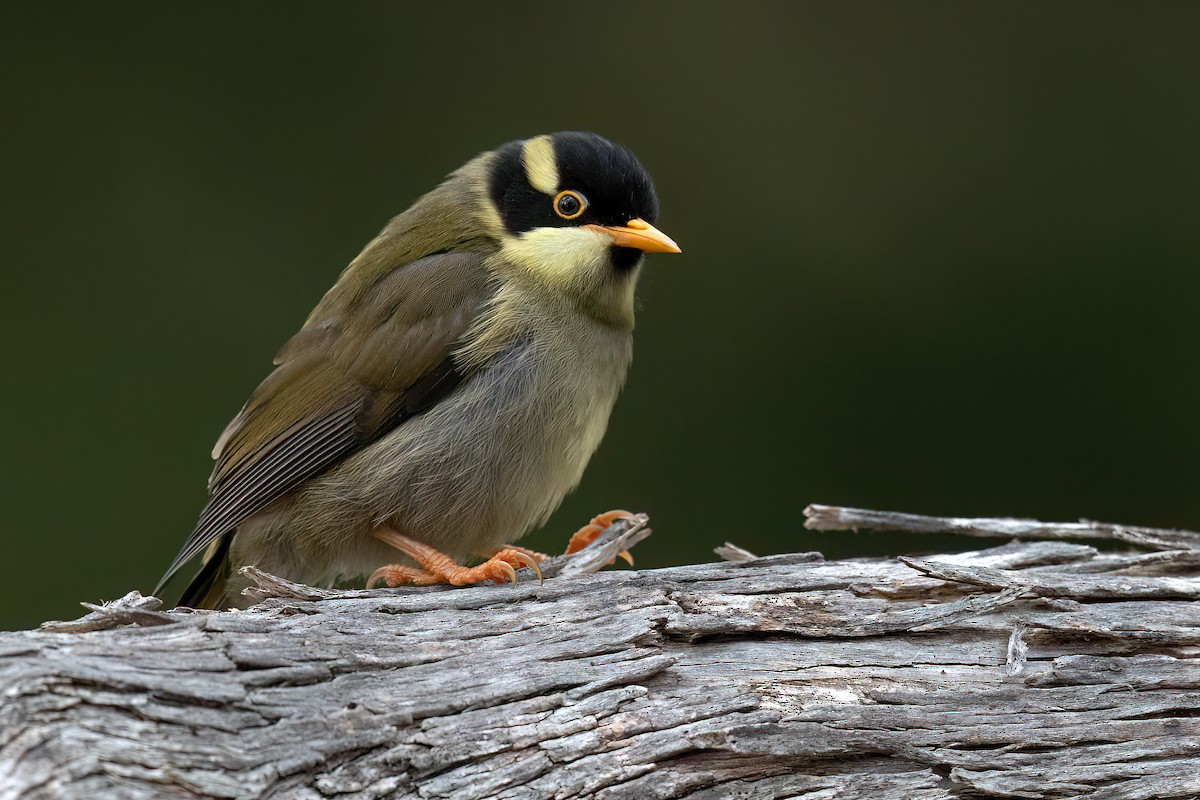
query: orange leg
[
  {"left": 368, "top": 528, "right": 542, "bottom": 588},
  {"left": 565, "top": 509, "right": 636, "bottom": 565}
]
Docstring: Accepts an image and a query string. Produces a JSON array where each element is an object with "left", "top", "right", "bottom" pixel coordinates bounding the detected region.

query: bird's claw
[
  {"left": 368, "top": 529, "right": 549, "bottom": 588},
  {"left": 496, "top": 560, "right": 518, "bottom": 586},
  {"left": 509, "top": 551, "right": 544, "bottom": 583},
  {"left": 565, "top": 510, "right": 636, "bottom": 565}
]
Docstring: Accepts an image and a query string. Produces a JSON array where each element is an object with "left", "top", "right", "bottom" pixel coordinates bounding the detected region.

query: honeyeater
[{"left": 156, "top": 131, "right": 680, "bottom": 609}]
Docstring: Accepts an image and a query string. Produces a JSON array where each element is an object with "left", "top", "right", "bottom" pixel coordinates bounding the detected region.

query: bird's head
[{"left": 478, "top": 131, "right": 680, "bottom": 324}]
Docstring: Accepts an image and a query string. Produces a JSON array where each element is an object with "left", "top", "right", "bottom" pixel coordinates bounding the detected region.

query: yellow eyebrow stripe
[{"left": 521, "top": 135, "right": 559, "bottom": 195}]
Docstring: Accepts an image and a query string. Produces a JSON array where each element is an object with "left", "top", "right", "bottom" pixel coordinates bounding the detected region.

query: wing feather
[{"left": 156, "top": 251, "right": 492, "bottom": 593}]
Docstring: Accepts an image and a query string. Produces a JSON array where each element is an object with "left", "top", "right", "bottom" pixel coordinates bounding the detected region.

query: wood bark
[{"left": 2, "top": 507, "right": 1198, "bottom": 799}]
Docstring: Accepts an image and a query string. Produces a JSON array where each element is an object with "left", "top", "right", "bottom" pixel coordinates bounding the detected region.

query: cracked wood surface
[{"left": 2, "top": 507, "right": 1199, "bottom": 799}]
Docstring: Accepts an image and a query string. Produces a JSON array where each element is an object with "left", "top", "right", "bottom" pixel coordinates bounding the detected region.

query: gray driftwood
[{"left": 2, "top": 506, "right": 1199, "bottom": 799}]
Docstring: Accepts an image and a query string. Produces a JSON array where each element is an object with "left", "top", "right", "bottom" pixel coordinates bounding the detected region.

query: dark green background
[{"left": 4, "top": 3, "right": 1199, "bottom": 631}]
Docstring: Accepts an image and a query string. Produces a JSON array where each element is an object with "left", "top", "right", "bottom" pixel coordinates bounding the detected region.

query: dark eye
[{"left": 553, "top": 190, "right": 587, "bottom": 220}]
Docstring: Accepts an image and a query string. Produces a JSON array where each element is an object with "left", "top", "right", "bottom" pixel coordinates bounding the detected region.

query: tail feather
[{"left": 177, "top": 533, "right": 233, "bottom": 609}]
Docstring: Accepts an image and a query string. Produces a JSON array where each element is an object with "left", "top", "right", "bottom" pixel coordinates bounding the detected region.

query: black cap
[{"left": 489, "top": 132, "right": 660, "bottom": 235}]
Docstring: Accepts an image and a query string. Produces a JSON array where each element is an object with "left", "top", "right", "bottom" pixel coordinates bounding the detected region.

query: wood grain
[{"left": 2, "top": 508, "right": 1197, "bottom": 799}]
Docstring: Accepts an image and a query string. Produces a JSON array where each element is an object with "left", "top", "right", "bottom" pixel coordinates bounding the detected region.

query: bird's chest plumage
[
  {"left": 321, "top": 311, "right": 632, "bottom": 558},
  {"left": 475, "top": 325, "right": 630, "bottom": 521}
]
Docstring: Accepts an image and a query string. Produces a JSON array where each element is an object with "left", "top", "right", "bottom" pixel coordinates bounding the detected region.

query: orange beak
[{"left": 583, "top": 218, "right": 682, "bottom": 254}]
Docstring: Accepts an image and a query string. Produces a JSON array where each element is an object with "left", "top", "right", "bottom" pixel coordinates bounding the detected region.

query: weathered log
[{"left": 2, "top": 506, "right": 1198, "bottom": 799}]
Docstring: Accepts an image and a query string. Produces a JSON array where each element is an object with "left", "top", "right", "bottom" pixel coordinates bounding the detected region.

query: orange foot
[
  {"left": 565, "top": 509, "right": 635, "bottom": 565},
  {"left": 368, "top": 528, "right": 542, "bottom": 588},
  {"left": 496, "top": 544, "right": 550, "bottom": 563}
]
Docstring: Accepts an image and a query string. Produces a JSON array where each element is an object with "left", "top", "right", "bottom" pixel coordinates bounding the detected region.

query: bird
[{"left": 155, "top": 131, "right": 680, "bottom": 609}]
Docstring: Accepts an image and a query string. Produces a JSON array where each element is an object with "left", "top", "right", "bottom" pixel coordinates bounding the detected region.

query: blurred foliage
[{"left": 3, "top": 2, "right": 1199, "bottom": 630}]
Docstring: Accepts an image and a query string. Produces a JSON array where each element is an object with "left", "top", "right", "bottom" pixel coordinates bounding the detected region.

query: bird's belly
[{"left": 286, "top": 330, "right": 631, "bottom": 581}]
